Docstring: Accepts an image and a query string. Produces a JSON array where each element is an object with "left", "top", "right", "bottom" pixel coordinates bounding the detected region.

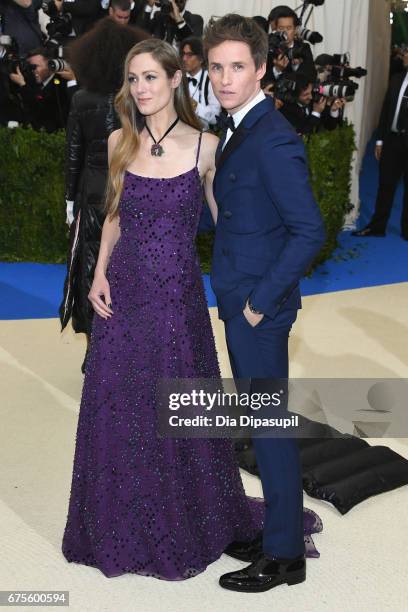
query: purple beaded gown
[{"left": 62, "top": 132, "right": 323, "bottom": 580}]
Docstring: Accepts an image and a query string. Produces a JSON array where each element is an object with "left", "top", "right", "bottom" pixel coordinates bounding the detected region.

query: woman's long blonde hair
[{"left": 105, "top": 38, "right": 203, "bottom": 218}]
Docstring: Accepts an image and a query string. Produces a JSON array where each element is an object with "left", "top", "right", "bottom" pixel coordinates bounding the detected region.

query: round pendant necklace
[{"left": 145, "top": 116, "right": 180, "bottom": 157}]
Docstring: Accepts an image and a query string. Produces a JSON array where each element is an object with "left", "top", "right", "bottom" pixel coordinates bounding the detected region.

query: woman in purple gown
[{"left": 61, "top": 39, "right": 322, "bottom": 580}]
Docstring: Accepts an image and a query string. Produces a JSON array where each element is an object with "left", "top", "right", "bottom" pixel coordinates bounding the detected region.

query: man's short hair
[
  {"left": 268, "top": 5, "right": 299, "bottom": 27},
  {"left": 315, "top": 54, "right": 335, "bottom": 67},
  {"left": 110, "top": 0, "right": 131, "bottom": 11},
  {"left": 181, "top": 36, "right": 204, "bottom": 61},
  {"left": 252, "top": 16, "right": 269, "bottom": 34},
  {"left": 293, "top": 73, "right": 313, "bottom": 95},
  {"left": 203, "top": 13, "right": 268, "bottom": 70},
  {"left": 26, "top": 47, "right": 53, "bottom": 60}
]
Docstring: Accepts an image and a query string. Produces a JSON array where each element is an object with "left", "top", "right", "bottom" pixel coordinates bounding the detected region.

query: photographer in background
[
  {"left": 0, "top": 0, "right": 43, "bottom": 54},
  {"left": 266, "top": 5, "right": 317, "bottom": 85},
  {"left": 45, "top": 0, "right": 101, "bottom": 38},
  {"left": 146, "top": 0, "right": 203, "bottom": 47},
  {"left": 181, "top": 36, "right": 220, "bottom": 129},
  {"left": 315, "top": 53, "right": 335, "bottom": 83},
  {"left": 107, "top": 0, "right": 131, "bottom": 25},
  {"left": 278, "top": 73, "right": 345, "bottom": 136},
  {"left": 9, "top": 45, "right": 71, "bottom": 131}
]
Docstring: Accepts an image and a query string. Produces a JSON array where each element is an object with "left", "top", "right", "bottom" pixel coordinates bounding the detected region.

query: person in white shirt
[{"left": 181, "top": 36, "right": 221, "bottom": 129}]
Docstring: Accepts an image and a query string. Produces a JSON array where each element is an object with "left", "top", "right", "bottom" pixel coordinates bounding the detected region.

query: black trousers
[{"left": 370, "top": 132, "right": 408, "bottom": 236}]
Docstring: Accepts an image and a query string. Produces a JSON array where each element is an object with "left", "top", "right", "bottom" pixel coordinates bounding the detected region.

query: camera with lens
[
  {"left": 297, "top": 27, "right": 323, "bottom": 45},
  {"left": 313, "top": 80, "right": 359, "bottom": 102},
  {"left": 48, "top": 57, "right": 69, "bottom": 72},
  {"left": 0, "top": 35, "right": 36, "bottom": 85},
  {"left": 0, "top": 34, "right": 19, "bottom": 74},
  {"left": 331, "top": 65, "right": 367, "bottom": 80},
  {"left": 155, "top": 0, "right": 172, "bottom": 16},
  {"left": 42, "top": 1, "right": 73, "bottom": 41},
  {"left": 273, "top": 77, "right": 298, "bottom": 105},
  {"left": 268, "top": 30, "right": 290, "bottom": 60},
  {"left": 330, "top": 53, "right": 367, "bottom": 80}
]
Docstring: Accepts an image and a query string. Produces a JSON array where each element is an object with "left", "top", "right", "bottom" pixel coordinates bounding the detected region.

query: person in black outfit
[
  {"left": 53, "top": 0, "right": 101, "bottom": 38},
  {"left": 352, "top": 47, "right": 408, "bottom": 240},
  {"left": 59, "top": 17, "right": 148, "bottom": 370},
  {"left": 278, "top": 73, "right": 345, "bottom": 136},
  {"left": 0, "top": 0, "right": 43, "bottom": 54},
  {"left": 265, "top": 6, "right": 317, "bottom": 86},
  {"left": 9, "top": 46, "right": 71, "bottom": 131},
  {"left": 145, "top": 0, "right": 203, "bottom": 45}
]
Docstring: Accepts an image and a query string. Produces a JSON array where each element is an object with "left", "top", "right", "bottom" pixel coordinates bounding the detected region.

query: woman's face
[{"left": 128, "top": 53, "right": 181, "bottom": 116}]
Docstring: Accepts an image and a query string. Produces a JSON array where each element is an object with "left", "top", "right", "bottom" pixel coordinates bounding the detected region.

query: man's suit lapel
[
  {"left": 216, "top": 124, "right": 249, "bottom": 170},
  {"left": 215, "top": 97, "right": 275, "bottom": 172}
]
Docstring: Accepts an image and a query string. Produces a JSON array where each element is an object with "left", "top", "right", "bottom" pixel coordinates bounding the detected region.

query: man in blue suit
[{"left": 203, "top": 15, "right": 326, "bottom": 593}]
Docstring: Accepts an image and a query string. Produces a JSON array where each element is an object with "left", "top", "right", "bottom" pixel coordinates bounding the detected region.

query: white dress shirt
[
  {"left": 187, "top": 68, "right": 221, "bottom": 127},
  {"left": 223, "top": 90, "right": 266, "bottom": 149}
]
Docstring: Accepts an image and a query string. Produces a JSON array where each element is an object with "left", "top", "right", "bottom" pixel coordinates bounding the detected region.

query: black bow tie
[
  {"left": 188, "top": 76, "right": 198, "bottom": 86},
  {"left": 219, "top": 113, "right": 236, "bottom": 133}
]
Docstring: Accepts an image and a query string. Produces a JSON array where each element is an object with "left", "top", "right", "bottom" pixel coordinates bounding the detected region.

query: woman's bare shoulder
[
  {"left": 108, "top": 128, "right": 122, "bottom": 147},
  {"left": 201, "top": 130, "right": 219, "bottom": 153}
]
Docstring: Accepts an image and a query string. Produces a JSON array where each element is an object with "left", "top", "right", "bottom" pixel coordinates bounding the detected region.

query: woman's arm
[
  {"left": 202, "top": 132, "right": 219, "bottom": 224},
  {"left": 88, "top": 130, "right": 122, "bottom": 319}
]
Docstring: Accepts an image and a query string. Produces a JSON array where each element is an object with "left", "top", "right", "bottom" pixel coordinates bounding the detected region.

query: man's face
[
  {"left": 276, "top": 16, "right": 296, "bottom": 45},
  {"left": 208, "top": 40, "right": 266, "bottom": 114},
  {"left": 175, "top": 0, "right": 186, "bottom": 12},
  {"left": 403, "top": 49, "right": 408, "bottom": 69},
  {"left": 27, "top": 54, "right": 51, "bottom": 84},
  {"left": 298, "top": 83, "right": 313, "bottom": 106},
  {"left": 181, "top": 44, "right": 202, "bottom": 75},
  {"left": 109, "top": 7, "right": 131, "bottom": 25}
]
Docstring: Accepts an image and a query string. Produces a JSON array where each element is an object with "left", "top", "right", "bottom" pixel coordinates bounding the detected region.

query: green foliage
[
  {"left": 305, "top": 122, "right": 356, "bottom": 266},
  {"left": 0, "top": 124, "right": 355, "bottom": 270},
  {"left": 0, "top": 127, "right": 67, "bottom": 262}
]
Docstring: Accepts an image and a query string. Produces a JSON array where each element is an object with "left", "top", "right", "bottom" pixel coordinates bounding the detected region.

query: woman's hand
[{"left": 88, "top": 273, "right": 114, "bottom": 319}]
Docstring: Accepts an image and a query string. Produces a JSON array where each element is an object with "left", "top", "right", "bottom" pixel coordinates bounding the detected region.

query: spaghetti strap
[{"left": 195, "top": 131, "right": 203, "bottom": 167}]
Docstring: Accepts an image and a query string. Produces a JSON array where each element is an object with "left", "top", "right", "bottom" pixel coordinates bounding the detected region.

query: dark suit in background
[
  {"left": 0, "top": 0, "right": 43, "bottom": 54},
  {"left": 150, "top": 9, "right": 203, "bottom": 44},
  {"left": 280, "top": 101, "right": 342, "bottom": 135},
  {"left": 62, "top": 0, "right": 101, "bottom": 37},
  {"left": 368, "top": 71, "right": 408, "bottom": 238},
  {"left": 19, "top": 77, "right": 70, "bottom": 132},
  {"left": 265, "top": 41, "right": 317, "bottom": 86}
]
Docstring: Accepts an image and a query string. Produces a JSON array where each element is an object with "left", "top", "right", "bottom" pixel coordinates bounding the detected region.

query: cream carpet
[{"left": 1, "top": 282, "right": 408, "bottom": 612}]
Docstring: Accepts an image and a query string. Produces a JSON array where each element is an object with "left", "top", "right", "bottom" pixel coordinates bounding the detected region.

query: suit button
[
  {"left": 222, "top": 248, "right": 229, "bottom": 256},
  {"left": 224, "top": 211, "right": 232, "bottom": 219},
  {"left": 229, "top": 173, "right": 237, "bottom": 182}
]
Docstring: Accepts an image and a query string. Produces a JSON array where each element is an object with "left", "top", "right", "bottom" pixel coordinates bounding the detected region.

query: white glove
[{"left": 66, "top": 200, "right": 74, "bottom": 226}]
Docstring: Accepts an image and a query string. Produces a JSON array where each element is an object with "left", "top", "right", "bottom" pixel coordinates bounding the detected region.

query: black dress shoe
[
  {"left": 224, "top": 532, "right": 262, "bottom": 562},
  {"left": 219, "top": 552, "right": 306, "bottom": 593},
  {"left": 351, "top": 226, "right": 385, "bottom": 237}
]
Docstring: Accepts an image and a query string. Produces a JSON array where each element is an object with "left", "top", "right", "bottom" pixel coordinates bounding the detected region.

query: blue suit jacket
[{"left": 209, "top": 97, "right": 326, "bottom": 322}]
